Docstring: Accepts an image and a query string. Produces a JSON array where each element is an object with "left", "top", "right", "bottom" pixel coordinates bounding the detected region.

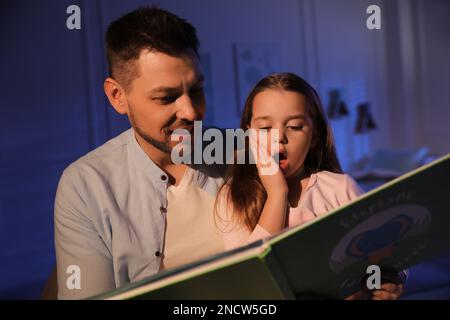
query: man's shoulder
[
  {"left": 77, "top": 129, "right": 131, "bottom": 164},
  {"left": 62, "top": 129, "right": 132, "bottom": 183}
]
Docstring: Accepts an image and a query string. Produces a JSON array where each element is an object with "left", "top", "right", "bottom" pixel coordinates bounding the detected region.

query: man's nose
[{"left": 176, "top": 95, "right": 199, "bottom": 122}]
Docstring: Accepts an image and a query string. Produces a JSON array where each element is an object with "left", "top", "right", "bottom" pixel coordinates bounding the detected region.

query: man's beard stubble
[
  {"left": 135, "top": 124, "right": 173, "bottom": 154},
  {"left": 129, "top": 111, "right": 172, "bottom": 154},
  {"left": 129, "top": 110, "right": 195, "bottom": 155}
]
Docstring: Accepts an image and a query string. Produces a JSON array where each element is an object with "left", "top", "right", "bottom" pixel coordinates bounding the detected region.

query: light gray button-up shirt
[{"left": 54, "top": 128, "right": 226, "bottom": 299}]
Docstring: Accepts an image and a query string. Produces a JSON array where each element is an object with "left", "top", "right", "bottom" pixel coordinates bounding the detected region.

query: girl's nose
[{"left": 276, "top": 128, "right": 288, "bottom": 144}]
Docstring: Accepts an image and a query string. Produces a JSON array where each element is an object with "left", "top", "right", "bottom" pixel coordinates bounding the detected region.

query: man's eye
[{"left": 156, "top": 96, "right": 177, "bottom": 104}]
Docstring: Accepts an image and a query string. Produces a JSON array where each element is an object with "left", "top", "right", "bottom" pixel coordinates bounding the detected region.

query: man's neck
[{"left": 133, "top": 131, "right": 187, "bottom": 186}]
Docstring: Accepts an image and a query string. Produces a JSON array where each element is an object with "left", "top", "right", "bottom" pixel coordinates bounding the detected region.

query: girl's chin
[
  {"left": 280, "top": 166, "right": 292, "bottom": 177},
  {"left": 284, "top": 164, "right": 306, "bottom": 179}
]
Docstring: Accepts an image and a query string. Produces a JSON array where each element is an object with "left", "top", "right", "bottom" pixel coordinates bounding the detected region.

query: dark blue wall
[{"left": 1, "top": 0, "right": 449, "bottom": 299}]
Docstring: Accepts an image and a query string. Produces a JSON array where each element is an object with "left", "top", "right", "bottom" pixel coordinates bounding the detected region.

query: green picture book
[{"left": 92, "top": 153, "right": 450, "bottom": 300}]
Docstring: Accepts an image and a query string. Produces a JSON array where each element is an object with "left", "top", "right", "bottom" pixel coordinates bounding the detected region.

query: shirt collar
[{"left": 127, "top": 128, "right": 169, "bottom": 185}]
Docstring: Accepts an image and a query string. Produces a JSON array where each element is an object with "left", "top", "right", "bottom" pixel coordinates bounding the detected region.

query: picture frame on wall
[{"left": 233, "top": 43, "right": 283, "bottom": 115}]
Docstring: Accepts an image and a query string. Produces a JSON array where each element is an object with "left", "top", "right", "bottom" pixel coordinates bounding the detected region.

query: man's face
[{"left": 125, "top": 49, "right": 205, "bottom": 156}]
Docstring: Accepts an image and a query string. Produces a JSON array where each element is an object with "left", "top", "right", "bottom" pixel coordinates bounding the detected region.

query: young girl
[{"left": 215, "top": 73, "right": 404, "bottom": 300}]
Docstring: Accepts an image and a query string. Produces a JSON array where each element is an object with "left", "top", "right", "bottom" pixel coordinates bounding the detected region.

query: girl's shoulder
[
  {"left": 313, "top": 170, "right": 355, "bottom": 182},
  {"left": 309, "top": 170, "right": 363, "bottom": 195}
]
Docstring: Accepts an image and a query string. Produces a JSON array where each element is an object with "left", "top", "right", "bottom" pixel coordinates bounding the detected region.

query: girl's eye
[
  {"left": 259, "top": 127, "right": 271, "bottom": 130},
  {"left": 288, "top": 125, "right": 304, "bottom": 130}
]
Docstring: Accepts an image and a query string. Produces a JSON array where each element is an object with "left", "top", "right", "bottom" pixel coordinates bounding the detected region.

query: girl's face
[{"left": 249, "top": 89, "right": 315, "bottom": 178}]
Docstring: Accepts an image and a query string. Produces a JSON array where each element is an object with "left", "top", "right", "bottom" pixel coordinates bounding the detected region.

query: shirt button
[
  {"left": 161, "top": 175, "right": 167, "bottom": 181},
  {"left": 155, "top": 251, "right": 162, "bottom": 257},
  {"left": 160, "top": 206, "right": 167, "bottom": 214}
]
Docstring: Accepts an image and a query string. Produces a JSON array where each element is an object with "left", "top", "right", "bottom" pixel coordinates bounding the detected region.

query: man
[{"left": 54, "top": 6, "right": 226, "bottom": 299}]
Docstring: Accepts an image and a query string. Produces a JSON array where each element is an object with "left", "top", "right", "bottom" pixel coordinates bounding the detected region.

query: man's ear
[{"left": 104, "top": 77, "right": 128, "bottom": 115}]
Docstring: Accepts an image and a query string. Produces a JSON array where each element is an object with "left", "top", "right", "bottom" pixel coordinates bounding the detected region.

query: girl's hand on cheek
[{"left": 249, "top": 131, "right": 288, "bottom": 196}]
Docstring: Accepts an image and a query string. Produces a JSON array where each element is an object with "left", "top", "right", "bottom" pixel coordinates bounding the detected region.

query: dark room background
[{"left": 1, "top": 0, "right": 449, "bottom": 299}]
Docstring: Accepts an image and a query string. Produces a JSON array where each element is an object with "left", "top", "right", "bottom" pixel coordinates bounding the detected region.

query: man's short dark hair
[{"left": 105, "top": 6, "right": 200, "bottom": 91}]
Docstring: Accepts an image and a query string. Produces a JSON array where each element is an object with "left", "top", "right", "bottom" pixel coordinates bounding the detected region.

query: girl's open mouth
[{"left": 278, "top": 152, "right": 289, "bottom": 171}]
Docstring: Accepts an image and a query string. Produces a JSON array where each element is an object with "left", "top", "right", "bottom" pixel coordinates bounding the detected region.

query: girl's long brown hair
[{"left": 215, "top": 73, "right": 342, "bottom": 231}]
